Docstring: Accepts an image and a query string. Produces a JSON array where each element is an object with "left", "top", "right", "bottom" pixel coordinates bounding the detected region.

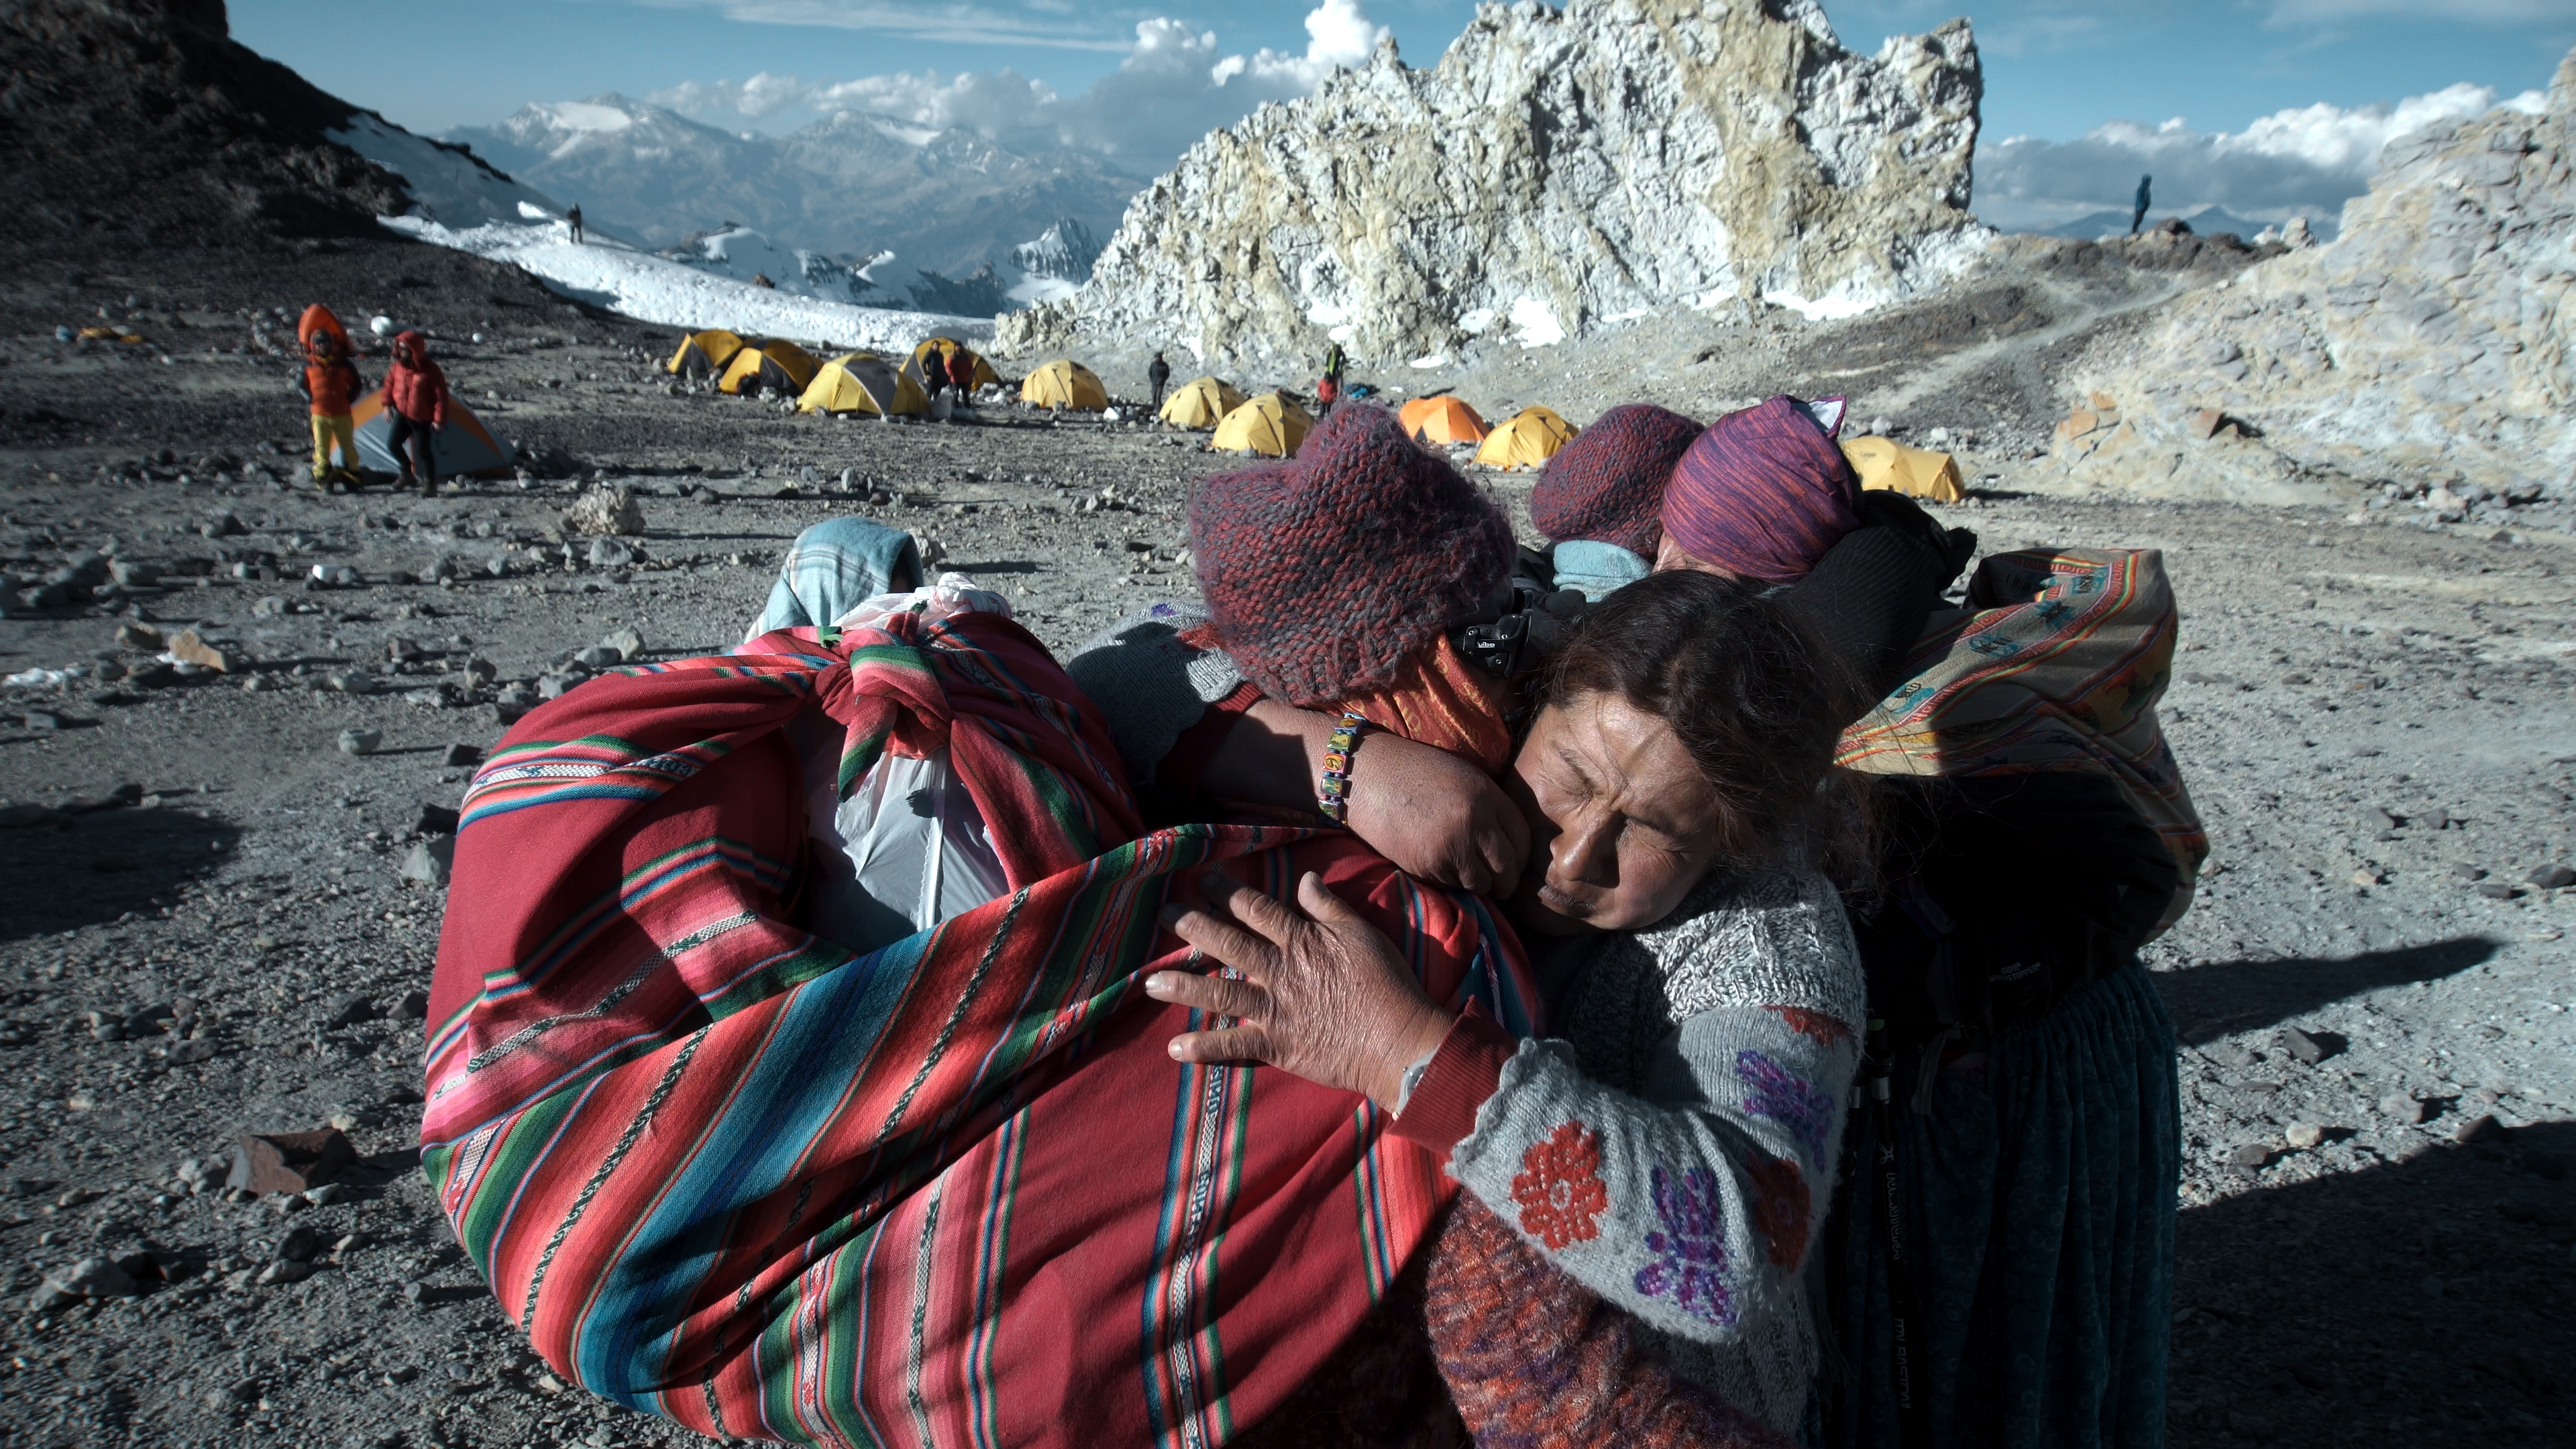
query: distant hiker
[
  {"left": 751, "top": 272, "right": 775, "bottom": 290},
  {"left": 567, "top": 205, "right": 584, "bottom": 245},
  {"left": 947, "top": 347, "right": 977, "bottom": 403},
  {"left": 297, "top": 318, "right": 364, "bottom": 490},
  {"left": 1322, "top": 341, "right": 1346, "bottom": 384},
  {"left": 1315, "top": 372, "right": 1340, "bottom": 415},
  {"left": 1147, "top": 352, "right": 1171, "bottom": 411},
  {"left": 2131, "top": 174, "right": 2152, "bottom": 235},
  {"left": 385, "top": 330, "right": 453, "bottom": 498},
  {"left": 920, "top": 354, "right": 947, "bottom": 402}
]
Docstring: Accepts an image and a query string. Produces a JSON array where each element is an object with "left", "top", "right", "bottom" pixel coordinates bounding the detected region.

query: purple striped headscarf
[{"left": 1658, "top": 395, "right": 1862, "bottom": 584}]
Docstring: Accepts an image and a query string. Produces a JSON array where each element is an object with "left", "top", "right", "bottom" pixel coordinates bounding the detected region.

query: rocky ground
[{"left": 0, "top": 235, "right": 2569, "bottom": 1448}]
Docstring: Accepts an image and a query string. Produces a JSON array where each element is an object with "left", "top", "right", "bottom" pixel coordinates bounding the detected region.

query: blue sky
[{"left": 233, "top": 0, "right": 2575, "bottom": 224}]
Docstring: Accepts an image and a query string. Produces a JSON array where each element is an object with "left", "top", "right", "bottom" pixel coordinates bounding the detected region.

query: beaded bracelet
[{"left": 1316, "top": 710, "right": 1370, "bottom": 824}]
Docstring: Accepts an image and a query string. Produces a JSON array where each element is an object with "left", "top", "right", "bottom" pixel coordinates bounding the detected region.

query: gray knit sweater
[
  {"left": 1442, "top": 869, "right": 1862, "bottom": 1434},
  {"left": 1062, "top": 607, "right": 1866, "bottom": 1435}
]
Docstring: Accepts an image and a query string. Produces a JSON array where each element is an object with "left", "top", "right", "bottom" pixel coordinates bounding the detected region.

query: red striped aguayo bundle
[
  {"left": 1833, "top": 547, "right": 2207, "bottom": 932},
  {"left": 422, "top": 609, "right": 1540, "bottom": 1448}
]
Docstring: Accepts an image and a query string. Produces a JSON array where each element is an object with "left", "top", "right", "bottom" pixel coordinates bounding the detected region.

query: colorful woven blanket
[
  {"left": 1834, "top": 547, "right": 2206, "bottom": 933},
  {"left": 423, "top": 610, "right": 1538, "bottom": 1448}
]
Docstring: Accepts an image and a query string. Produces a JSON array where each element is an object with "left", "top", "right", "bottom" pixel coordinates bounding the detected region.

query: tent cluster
[
  {"left": 1395, "top": 394, "right": 1577, "bottom": 471},
  {"left": 1150, "top": 373, "right": 1312, "bottom": 457},
  {"left": 666, "top": 331, "right": 1017, "bottom": 421}
]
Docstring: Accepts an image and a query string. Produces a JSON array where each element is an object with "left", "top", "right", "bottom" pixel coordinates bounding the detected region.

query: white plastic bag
[{"left": 790, "top": 711, "right": 1007, "bottom": 955}]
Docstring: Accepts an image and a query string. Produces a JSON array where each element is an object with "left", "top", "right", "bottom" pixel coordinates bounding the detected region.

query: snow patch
[
  {"left": 1408, "top": 352, "right": 1449, "bottom": 369},
  {"left": 378, "top": 215, "right": 987, "bottom": 352},
  {"left": 1762, "top": 290, "right": 1874, "bottom": 321},
  {"left": 1507, "top": 297, "right": 1564, "bottom": 347},
  {"left": 329, "top": 113, "right": 568, "bottom": 231}
]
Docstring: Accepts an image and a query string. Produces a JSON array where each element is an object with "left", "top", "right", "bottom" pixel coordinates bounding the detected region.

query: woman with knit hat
[{"left": 1068, "top": 401, "right": 1879, "bottom": 1442}]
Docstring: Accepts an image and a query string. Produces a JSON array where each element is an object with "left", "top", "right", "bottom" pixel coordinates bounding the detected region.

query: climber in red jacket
[{"left": 384, "top": 330, "right": 452, "bottom": 497}]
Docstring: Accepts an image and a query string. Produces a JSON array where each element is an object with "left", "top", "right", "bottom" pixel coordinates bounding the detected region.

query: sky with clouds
[{"left": 234, "top": 0, "right": 2576, "bottom": 227}]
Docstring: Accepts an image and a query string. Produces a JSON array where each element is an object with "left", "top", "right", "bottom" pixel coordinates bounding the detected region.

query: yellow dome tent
[
  {"left": 1159, "top": 376, "right": 1246, "bottom": 429},
  {"left": 904, "top": 337, "right": 1000, "bottom": 393},
  {"left": 800, "top": 353, "right": 928, "bottom": 419},
  {"left": 718, "top": 339, "right": 822, "bottom": 397},
  {"left": 1211, "top": 392, "right": 1314, "bottom": 458},
  {"left": 668, "top": 329, "right": 747, "bottom": 380},
  {"left": 1021, "top": 358, "right": 1110, "bottom": 411},
  {"left": 1399, "top": 395, "right": 1489, "bottom": 446},
  {"left": 1841, "top": 435, "right": 1966, "bottom": 503},
  {"left": 1475, "top": 407, "right": 1576, "bottom": 470}
]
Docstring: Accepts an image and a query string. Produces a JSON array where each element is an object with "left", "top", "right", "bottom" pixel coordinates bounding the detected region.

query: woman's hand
[
  {"left": 1345, "top": 732, "right": 1531, "bottom": 898},
  {"left": 1146, "top": 872, "right": 1458, "bottom": 1110}
]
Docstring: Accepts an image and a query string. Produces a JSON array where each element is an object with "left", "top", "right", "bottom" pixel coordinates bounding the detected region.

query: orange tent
[{"left": 1400, "top": 395, "right": 1488, "bottom": 446}]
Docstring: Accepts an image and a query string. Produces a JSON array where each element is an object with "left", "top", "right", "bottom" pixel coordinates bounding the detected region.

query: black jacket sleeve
[{"left": 1778, "top": 494, "right": 1976, "bottom": 704}]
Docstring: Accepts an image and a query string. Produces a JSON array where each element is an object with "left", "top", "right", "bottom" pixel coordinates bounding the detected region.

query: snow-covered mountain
[{"left": 446, "top": 95, "right": 1140, "bottom": 307}]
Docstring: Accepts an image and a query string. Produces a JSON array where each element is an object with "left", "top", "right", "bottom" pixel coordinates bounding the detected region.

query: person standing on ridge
[
  {"left": 385, "top": 330, "right": 454, "bottom": 498},
  {"left": 567, "top": 205, "right": 584, "bottom": 245},
  {"left": 1147, "top": 351, "right": 1171, "bottom": 413},
  {"left": 2131, "top": 174, "right": 2153, "bottom": 235}
]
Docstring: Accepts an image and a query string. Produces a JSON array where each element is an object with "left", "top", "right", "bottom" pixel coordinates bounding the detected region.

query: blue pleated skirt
[{"left": 1817, "top": 961, "right": 2181, "bottom": 1449}]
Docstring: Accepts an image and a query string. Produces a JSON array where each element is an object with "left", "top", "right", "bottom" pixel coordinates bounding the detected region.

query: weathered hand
[
  {"left": 1344, "top": 731, "right": 1531, "bottom": 898},
  {"left": 1146, "top": 871, "right": 1457, "bottom": 1110}
]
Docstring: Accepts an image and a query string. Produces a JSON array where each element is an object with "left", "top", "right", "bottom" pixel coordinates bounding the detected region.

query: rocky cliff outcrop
[
  {"left": 997, "top": 0, "right": 1982, "bottom": 366},
  {"left": 2048, "top": 50, "right": 2576, "bottom": 503},
  {"left": 0, "top": 0, "right": 409, "bottom": 243}
]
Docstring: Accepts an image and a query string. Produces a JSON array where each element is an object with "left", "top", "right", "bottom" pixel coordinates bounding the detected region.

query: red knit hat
[
  {"left": 1527, "top": 403, "right": 1703, "bottom": 555},
  {"left": 1190, "top": 402, "right": 1515, "bottom": 706}
]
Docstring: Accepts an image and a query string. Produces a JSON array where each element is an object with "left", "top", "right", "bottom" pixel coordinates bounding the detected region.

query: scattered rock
[
  {"left": 325, "top": 669, "right": 378, "bottom": 695},
  {"left": 574, "top": 645, "right": 621, "bottom": 670},
  {"left": 600, "top": 627, "right": 643, "bottom": 661},
  {"left": 2453, "top": 1113, "right": 2506, "bottom": 1144},
  {"left": 2226, "top": 1142, "right": 2272, "bottom": 1167},
  {"left": 168, "top": 1039, "right": 217, "bottom": 1065},
  {"left": 2381, "top": 1092, "right": 2428, "bottom": 1124},
  {"left": 2528, "top": 863, "right": 2575, "bottom": 890},
  {"left": 326, "top": 994, "right": 377, "bottom": 1028},
  {"left": 561, "top": 486, "right": 645, "bottom": 537},
  {"left": 396, "top": 989, "right": 431, "bottom": 1020},
  {"left": 252, "top": 594, "right": 289, "bottom": 618},
  {"left": 276, "top": 1225, "right": 322, "bottom": 1263},
  {"left": 115, "top": 622, "right": 164, "bottom": 651},
  {"left": 441, "top": 742, "right": 482, "bottom": 768},
  {"left": 585, "top": 537, "right": 635, "bottom": 570},
  {"left": 412, "top": 801, "right": 461, "bottom": 835},
  {"left": 400, "top": 835, "right": 455, "bottom": 888},
  {"left": 40, "top": 1256, "right": 139, "bottom": 1303},
  {"left": 225, "top": 1128, "right": 356, "bottom": 1195},
  {"left": 337, "top": 728, "right": 382, "bottom": 757},
  {"left": 2279, "top": 1026, "right": 2332, "bottom": 1065},
  {"left": 2284, "top": 1122, "right": 2324, "bottom": 1149},
  {"left": 254, "top": 1258, "right": 312, "bottom": 1287}
]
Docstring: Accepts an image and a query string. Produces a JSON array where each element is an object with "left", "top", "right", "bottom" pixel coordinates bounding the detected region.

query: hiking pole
[{"left": 1866, "top": 1016, "right": 1931, "bottom": 1449}]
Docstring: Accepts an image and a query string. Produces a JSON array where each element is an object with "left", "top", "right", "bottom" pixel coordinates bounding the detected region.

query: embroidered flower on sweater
[
  {"left": 1633, "top": 1165, "right": 1736, "bottom": 1327},
  {"left": 1734, "top": 1049, "right": 1833, "bottom": 1159},
  {"left": 1509, "top": 1120, "right": 1608, "bottom": 1250},
  {"left": 1745, "top": 1153, "right": 1812, "bottom": 1269},
  {"left": 1762, "top": 1006, "right": 1849, "bottom": 1046}
]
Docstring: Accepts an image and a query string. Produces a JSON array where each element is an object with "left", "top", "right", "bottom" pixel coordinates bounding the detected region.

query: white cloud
[
  {"left": 1975, "top": 81, "right": 2546, "bottom": 230},
  {"left": 649, "top": 1, "right": 1390, "bottom": 166}
]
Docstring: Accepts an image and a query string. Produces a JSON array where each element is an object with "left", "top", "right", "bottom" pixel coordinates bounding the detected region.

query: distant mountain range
[
  {"left": 2020, "top": 205, "right": 2341, "bottom": 243},
  {"left": 444, "top": 96, "right": 1143, "bottom": 307}
]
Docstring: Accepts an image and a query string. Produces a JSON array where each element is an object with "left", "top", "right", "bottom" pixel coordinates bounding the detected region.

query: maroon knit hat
[
  {"left": 1527, "top": 403, "right": 1703, "bottom": 555},
  {"left": 1659, "top": 396, "right": 1862, "bottom": 585},
  {"left": 1189, "top": 402, "right": 1515, "bottom": 706}
]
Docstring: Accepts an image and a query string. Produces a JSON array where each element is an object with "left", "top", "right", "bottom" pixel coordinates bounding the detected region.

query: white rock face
[
  {"left": 2055, "top": 49, "right": 2576, "bottom": 499},
  {"left": 998, "top": 0, "right": 1982, "bottom": 366}
]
